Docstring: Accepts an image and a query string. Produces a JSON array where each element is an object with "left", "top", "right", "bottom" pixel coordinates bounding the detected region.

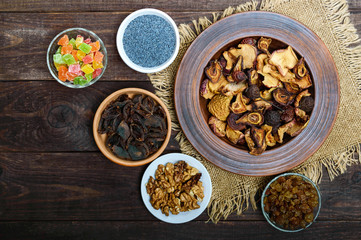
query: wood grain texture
[
  {"left": 0, "top": 221, "right": 360, "bottom": 240},
  {"left": 0, "top": 0, "right": 360, "bottom": 238},
  {"left": 0, "top": 81, "right": 179, "bottom": 152},
  {"left": 0, "top": 0, "right": 360, "bottom": 12},
  {"left": 0, "top": 0, "right": 251, "bottom": 12},
  {"left": 1, "top": 10, "right": 361, "bottom": 81},
  {"left": 0, "top": 12, "right": 211, "bottom": 81},
  {"left": 175, "top": 11, "right": 339, "bottom": 176},
  {"left": 0, "top": 151, "right": 360, "bottom": 221}
]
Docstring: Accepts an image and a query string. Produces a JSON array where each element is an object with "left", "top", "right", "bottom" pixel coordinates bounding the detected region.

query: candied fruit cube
[
  {"left": 85, "top": 73, "right": 93, "bottom": 82},
  {"left": 75, "top": 35, "right": 84, "bottom": 48},
  {"left": 84, "top": 38, "right": 92, "bottom": 44},
  {"left": 77, "top": 50, "right": 86, "bottom": 61},
  {"left": 81, "top": 64, "right": 94, "bottom": 74},
  {"left": 73, "top": 76, "right": 88, "bottom": 85},
  {"left": 93, "top": 51, "right": 103, "bottom": 63},
  {"left": 56, "top": 46, "right": 62, "bottom": 54},
  {"left": 69, "top": 38, "right": 76, "bottom": 48},
  {"left": 66, "top": 71, "right": 78, "bottom": 81},
  {"left": 71, "top": 50, "right": 78, "bottom": 61},
  {"left": 79, "top": 43, "right": 92, "bottom": 54},
  {"left": 82, "top": 54, "right": 93, "bottom": 64},
  {"left": 58, "top": 66, "right": 68, "bottom": 82},
  {"left": 89, "top": 41, "right": 100, "bottom": 52},
  {"left": 54, "top": 62, "right": 66, "bottom": 71},
  {"left": 61, "top": 44, "right": 73, "bottom": 55},
  {"left": 58, "top": 34, "right": 69, "bottom": 46},
  {"left": 93, "top": 60, "right": 103, "bottom": 69},
  {"left": 68, "top": 64, "right": 81, "bottom": 75},
  {"left": 53, "top": 53, "right": 66, "bottom": 65},
  {"left": 62, "top": 54, "right": 76, "bottom": 65},
  {"left": 92, "top": 68, "right": 102, "bottom": 78}
]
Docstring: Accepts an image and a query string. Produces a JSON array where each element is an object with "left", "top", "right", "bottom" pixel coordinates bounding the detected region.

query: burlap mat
[{"left": 148, "top": 0, "right": 361, "bottom": 223}]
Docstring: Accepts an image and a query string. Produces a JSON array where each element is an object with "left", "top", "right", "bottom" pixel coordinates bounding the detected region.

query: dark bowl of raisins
[{"left": 261, "top": 173, "right": 321, "bottom": 232}]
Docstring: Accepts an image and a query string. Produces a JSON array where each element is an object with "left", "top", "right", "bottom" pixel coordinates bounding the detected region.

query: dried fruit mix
[
  {"left": 53, "top": 34, "right": 104, "bottom": 85},
  {"left": 200, "top": 37, "right": 314, "bottom": 155}
]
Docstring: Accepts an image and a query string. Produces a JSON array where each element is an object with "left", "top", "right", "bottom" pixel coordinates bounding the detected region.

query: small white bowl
[
  {"left": 116, "top": 8, "right": 180, "bottom": 73},
  {"left": 141, "top": 153, "right": 212, "bottom": 224}
]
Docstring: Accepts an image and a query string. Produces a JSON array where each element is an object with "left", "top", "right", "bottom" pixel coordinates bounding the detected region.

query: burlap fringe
[{"left": 148, "top": 0, "right": 361, "bottom": 223}]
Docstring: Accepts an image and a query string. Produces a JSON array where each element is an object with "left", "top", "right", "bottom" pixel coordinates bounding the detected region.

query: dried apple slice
[
  {"left": 269, "top": 46, "right": 298, "bottom": 76},
  {"left": 223, "top": 51, "right": 236, "bottom": 74},
  {"left": 208, "top": 74, "right": 228, "bottom": 94},
  {"left": 230, "top": 92, "right": 249, "bottom": 114},
  {"left": 228, "top": 44, "right": 257, "bottom": 69},
  {"left": 291, "top": 73, "right": 312, "bottom": 89},
  {"left": 258, "top": 72, "right": 282, "bottom": 88},
  {"left": 226, "top": 125, "right": 245, "bottom": 145},
  {"left": 236, "top": 112, "right": 264, "bottom": 126},
  {"left": 258, "top": 37, "right": 272, "bottom": 54},
  {"left": 256, "top": 53, "right": 268, "bottom": 72},
  {"left": 293, "top": 57, "right": 308, "bottom": 79},
  {"left": 208, "top": 116, "right": 226, "bottom": 137},
  {"left": 261, "top": 124, "right": 276, "bottom": 147},
  {"left": 222, "top": 81, "right": 247, "bottom": 96},
  {"left": 286, "top": 119, "right": 309, "bottom": 137},
  {"left": 200, "top": 79, "right": 215, "bottom": 99},
  {"left": 273, "top": 88, "right": 294, "bottom": 106},
  {"left": 205, "top": 60, "right": 222, "bottom": 83}
]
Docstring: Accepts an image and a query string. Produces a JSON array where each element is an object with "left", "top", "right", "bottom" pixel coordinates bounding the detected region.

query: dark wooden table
[{"left": 0, "top": 0, "right": 360, "bottom": 239}]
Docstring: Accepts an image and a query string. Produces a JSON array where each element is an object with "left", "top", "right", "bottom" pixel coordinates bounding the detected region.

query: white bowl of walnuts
[{"left": 140, "top": 153, "right": 212, "bottom": 224}]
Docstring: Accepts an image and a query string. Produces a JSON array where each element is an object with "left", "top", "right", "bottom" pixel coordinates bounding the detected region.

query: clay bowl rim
[
  {"left": 93, "top": 88, "right": 172, "bottom": 167},
  {"left": 174, "top": 11, "right": 340, "bottom": 176}
]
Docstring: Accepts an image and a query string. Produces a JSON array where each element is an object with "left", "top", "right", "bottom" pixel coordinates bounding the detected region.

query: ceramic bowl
[
  {"left": 116, "top": 8, "right": 180, "bottom": 73},
  {"left": 93, "top": 88, "right": 172, "bottom": 167},
  {"left": 174, "top": 11, "right": 340, "bottom": 176},
  {"left": 47, "top": 27, "right": 107, "bottom": 88},
  {"left": 141, "top": 153, "right": 212, "bottom": 224}
]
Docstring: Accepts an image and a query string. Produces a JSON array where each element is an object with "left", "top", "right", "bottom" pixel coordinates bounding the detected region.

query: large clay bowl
[{"left": 174, "top": 12, "right": 339, "bottom": 176}]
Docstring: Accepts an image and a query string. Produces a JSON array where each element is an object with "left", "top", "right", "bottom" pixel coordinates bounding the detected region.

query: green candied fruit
[
  {"left": 56, "top": 46, "right": 62, "bottom": 54},
  {"left": 79, "top": 43, "right": 92, "bottom": 54},
  {"left": 85, "top": 73, "right": 93, "bottom": 82},
  {"left": 69, "top": 38, "right": 76, "bottom": 48},
  {"left": 62, "top": 54, "right": 76, "bottom": 65},
  {"left": 53, "top": 53, "right": 65, "bottom": 64},
  {"left": 73, "top": 76, "right": 88, "bottom": 85}
]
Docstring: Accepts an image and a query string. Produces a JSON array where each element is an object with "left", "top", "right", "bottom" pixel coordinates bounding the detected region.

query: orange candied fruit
[
  {"left": 66, "top": 71, "right": 78, "bottom": 81},
  {"left": 58, "top": 66, "right": 68, "bottom": 82},
  {"left": 89, "top": 41, "right": 100, "bottom": 52},
  {"left": 94, "top": 51, "right": 104, "bottom": 63},
  {"left": 61, "top": 44, "right": 73, "bottom": 55},
  {"left": 71, "top": 50, "right": 78, "bottom": 61},
  {"left": 58, "top": 34, "right": 69, "bottom": 47}
]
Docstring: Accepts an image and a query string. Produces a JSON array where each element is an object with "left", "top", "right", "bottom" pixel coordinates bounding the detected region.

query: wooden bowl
[
  {"left": 174, "top": 12, "right": 340, "bottom": 176},
  {"left": 93, "top": 88, "right": 172, "bottom": 167}
]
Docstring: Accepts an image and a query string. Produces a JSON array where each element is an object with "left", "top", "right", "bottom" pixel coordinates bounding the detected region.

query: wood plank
[
  {"left": 0, "top": 12, "right": 211, "bottom": 81},
  {"left": 0, "top": 81, "right": 179, "bottom": 152},
  {"left": 0, "top": 0, "right": 252, "bottom": 12},
  {"left": 0, "top": 0, "right": 359, "bottom": 12},
  {"left": 0, "top": 221, "right": 360, "bottom": 240},
  {"left": 0, "top": 151, "right": 360, "bottom": 221},
  {"left": 1, "top": 10, "right": 361, "bottom": 81}
]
